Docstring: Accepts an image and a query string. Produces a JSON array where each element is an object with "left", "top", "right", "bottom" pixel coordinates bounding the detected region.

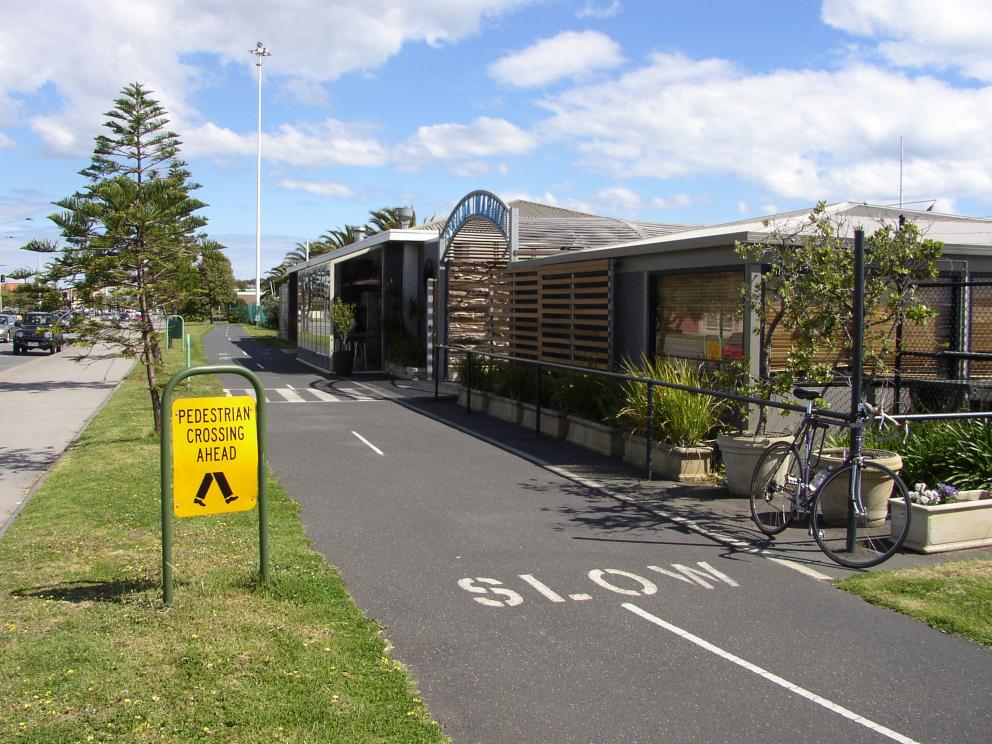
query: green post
[
  {"left": 186, "top": 334, "right": 191, "bottom": 369},
  {"left": 160, "top": 365, "right": 269, "bottom": 605}
]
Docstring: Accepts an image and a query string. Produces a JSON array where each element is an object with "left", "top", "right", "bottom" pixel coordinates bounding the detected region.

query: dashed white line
[
  {"left": 351, "top": 431, "right": 384, "bottom": 456},
  {"left": 278, "top": 387, "right": 305, "bottom": 403},
  {"left": 622, "top": 603, "right": 920, "bottom": 744}
]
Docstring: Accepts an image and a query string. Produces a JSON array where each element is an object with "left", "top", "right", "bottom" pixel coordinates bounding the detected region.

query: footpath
[
  {"left": 395, "top": 379, "right": 992, "bottom": 580},
  {"left": 0, "top": 347, "right": 134, "bottom": 535}
]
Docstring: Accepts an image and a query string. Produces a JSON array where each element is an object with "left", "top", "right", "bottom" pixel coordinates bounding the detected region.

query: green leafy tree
[
  {"left": 736, "top": 202, "right": 942, "bottom": 431},
  {"left": 196, "top": 240, "right": 237, "bottom": 318},
  {"left": 31, "top": 82, "right": 207, "bottom": 432}
]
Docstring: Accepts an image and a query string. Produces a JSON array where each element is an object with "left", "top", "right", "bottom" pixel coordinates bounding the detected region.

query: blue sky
[{"left": 2, "top": 0, "right": 992, "bottom": 279}]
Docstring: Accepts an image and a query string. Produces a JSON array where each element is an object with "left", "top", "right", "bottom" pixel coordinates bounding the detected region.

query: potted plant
[
  {"left": 331, "top": 297, "right": 357, "bottom": 376},
  {"left": 891, "top": 482, "right": 992, "bottom": 553},
  {"left": 723, "top": 203, "right": 944, "bottom": 495},
  {"left": 616, "top": 357, "right": 723, "bottom": 480}
]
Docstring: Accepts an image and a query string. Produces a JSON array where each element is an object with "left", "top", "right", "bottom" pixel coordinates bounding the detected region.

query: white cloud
[
  {"left": 822, "top": 0, "right": 992, "bottom": 81},
  {"left": 279, "top": 78, "right": 331, "bottom": 108},
  {"left": 0, "top": 0, "right": 535, "bottom": 155},
  {"left": 184, "top": 119, "right": 390, "bottom": 168},
  {"left": 488, "top": 31, "right": 624, "bottom": 88},
  {"left": 538, "top": 51, "right": 992, "bottom": 205},
  {"left": 596, "top": 185, "right": 642, "bottom": 212},
  {"left": 651, "top": 193, "right": 694, "bottom": 211},
  {"left": 278, "top": 179, "right": 355, "bottom": 198},
  {"left": 576, "top": 1, "right": 622, "bottom": 19},
  {"left": 403, "top": 116, "right": 536, "bottom": 169}
]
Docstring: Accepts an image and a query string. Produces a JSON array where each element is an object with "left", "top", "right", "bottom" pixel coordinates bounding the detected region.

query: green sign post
[
  {"left": 159, "top": 365, "right": 269, "bottom": 605},
  {"left": 166, "top": 315, "right": 184, "bottom": 349}
]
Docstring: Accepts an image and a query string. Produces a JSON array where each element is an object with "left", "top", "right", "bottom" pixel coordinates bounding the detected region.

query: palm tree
[{"left": 368, "top": 206, "right": 416, "bottom": 234}]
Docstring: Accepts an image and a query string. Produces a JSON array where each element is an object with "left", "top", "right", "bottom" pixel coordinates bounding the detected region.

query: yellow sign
[
  {"left": 172, "top": 396, "right": 258, "bottom": 517},
  {"left": 704, "top": 335, "right": 723, "bottom": 361}
]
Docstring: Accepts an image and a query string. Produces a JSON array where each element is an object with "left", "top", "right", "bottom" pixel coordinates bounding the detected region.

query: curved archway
[{"left": 440, "top": 191, "right": 513, "bottom": 352}]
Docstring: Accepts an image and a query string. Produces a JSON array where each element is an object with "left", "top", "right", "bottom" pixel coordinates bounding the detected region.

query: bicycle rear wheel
[
  {"left": 810, "top": 460, "right": 911, "bottom": 568},
  {"left": 750, "top": 442, "right": 802, "bottom": 535}
]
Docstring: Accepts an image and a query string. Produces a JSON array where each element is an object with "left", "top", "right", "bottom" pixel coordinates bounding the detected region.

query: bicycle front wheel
[
  {"left": 810, "top": 460, "right": 911, "bottom": 568},
  {"left": 750, "top": 442, "right": 802, "bottom": 535}
]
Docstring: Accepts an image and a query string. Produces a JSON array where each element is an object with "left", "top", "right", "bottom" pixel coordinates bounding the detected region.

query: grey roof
[{"left": 518, "top": 201, "right": 992, "bottom": 268}]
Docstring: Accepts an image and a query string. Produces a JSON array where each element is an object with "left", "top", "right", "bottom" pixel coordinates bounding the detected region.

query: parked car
[
  {"left": 0, "top": 314, "right": 17, "bottom": 343},
  {"left": 12, "top": 311, "right": 64, "bottom": 355}
]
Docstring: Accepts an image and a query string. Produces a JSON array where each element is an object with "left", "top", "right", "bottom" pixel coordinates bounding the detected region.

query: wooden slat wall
[
  {"left": 446, "top": 216, "right": 511, "bottom": 351},
  {"left": 508, "top": 259, "right": 612, "bottom": 368}
]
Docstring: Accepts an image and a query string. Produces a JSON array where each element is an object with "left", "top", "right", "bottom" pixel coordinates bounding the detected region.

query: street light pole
[{"left": 250, "top": 42, "right": 271, "bottom": 326}]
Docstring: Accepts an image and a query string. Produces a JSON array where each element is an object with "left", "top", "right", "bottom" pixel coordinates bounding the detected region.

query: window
[{"left": 654, "top": 270, "right": 744, "bottom": 363}]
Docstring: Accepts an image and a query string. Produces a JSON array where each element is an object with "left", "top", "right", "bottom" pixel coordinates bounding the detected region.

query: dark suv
[{"left": 12, "top": 312, "right": 64, "bottom": 355}]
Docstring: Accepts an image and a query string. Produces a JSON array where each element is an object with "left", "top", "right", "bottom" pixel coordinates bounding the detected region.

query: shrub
[
  {"left": 549, "top": 371, "right": 622, "bottom": 421},
  {"left": 616, "top": 357, "right": 725, "bottom": 446},
  {"left": 893, "top": 419, "right": 992, "bottom": 490}
]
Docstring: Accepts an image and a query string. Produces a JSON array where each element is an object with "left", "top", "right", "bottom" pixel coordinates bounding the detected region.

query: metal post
[
  {"left": 186, "top": 334, "right": 191, "bottom": 369},
  {"left": 466, "top": 350, "right": 472, "bottom": 414},
  {"left": 646, "top": 382, "right": 654, "bottom": 480},
  {"left": 848, "top": 229, "right": 866, "bottom": 552},
  {"left": 160, "top": 365, "right": 269, "bottom": 605},
  {"left": 535, "top": 363, "right": 542, "bottom": 438},
  {"left": 434, "top": 346, "right": 440, "bottom": 400}
]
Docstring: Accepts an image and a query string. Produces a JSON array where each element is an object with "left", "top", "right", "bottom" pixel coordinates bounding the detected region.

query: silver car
[{"left": 0, "top": 314, "right": 16, "bottom": 343}]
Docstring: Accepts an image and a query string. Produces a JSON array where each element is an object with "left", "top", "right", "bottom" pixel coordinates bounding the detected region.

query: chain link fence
[{"left": 893, "top": 275, "right": 992, "bottom": 414}]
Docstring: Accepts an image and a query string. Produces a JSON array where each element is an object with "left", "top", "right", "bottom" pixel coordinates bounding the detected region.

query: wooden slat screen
[{"left": 508, "top": 259, "right": 612, "bottom": 368}]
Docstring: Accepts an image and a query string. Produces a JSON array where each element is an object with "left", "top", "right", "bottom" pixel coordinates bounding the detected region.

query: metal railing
[{"left": 432, "top": 344, "right": 992, "bottom": 480}]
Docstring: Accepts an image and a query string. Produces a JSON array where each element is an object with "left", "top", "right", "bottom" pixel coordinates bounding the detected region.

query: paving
[
  {"left": 0, "top": 345, "right": 135, "bottom": 535},
  {"left": 201, "top": 325, "right": 992, "bottom": 744}
]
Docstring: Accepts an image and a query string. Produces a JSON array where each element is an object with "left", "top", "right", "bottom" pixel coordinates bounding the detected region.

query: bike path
[{"left": 205, "top": 326, "right": 992, "bottom": 743}]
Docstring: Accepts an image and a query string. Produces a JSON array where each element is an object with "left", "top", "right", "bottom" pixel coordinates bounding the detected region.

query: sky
[{"left": 3, "top": 0, "right": 992, "bottom": 280}]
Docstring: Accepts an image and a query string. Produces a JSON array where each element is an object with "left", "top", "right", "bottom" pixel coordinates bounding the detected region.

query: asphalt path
[{"left": 205, "top": 325, "right": 992, "bottom": 743}]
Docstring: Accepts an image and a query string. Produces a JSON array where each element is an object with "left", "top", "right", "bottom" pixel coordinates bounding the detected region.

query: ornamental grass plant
[{"left": 616, "top": 357, "right": 724, "bottom": 446}]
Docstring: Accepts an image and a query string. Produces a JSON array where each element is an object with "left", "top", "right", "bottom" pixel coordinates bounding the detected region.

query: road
[
  {"left": 205, "top": 325, "right": 992, "bottom": 744},
  {"left": 0, "top": 343, "right": 134, "bottom": 534}
]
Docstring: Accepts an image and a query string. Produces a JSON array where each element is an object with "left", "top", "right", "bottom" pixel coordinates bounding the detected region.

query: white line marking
[
  {"left": 569, "top": 593, "right": 592, "bottom": 601},
  {"left": 519, "top": 574, "right": 566, "bottom": 602},
  {"left": 255, "top": 363, "right": 265, "bottom": 370},
  {"left": 286, "top": 384, "right": 295, "bottom": 389},
  {"left": 351, "top": 431, "right": 384, "bottom": 456},
  {"left": 350, "top": 379, "right": 399, "bottom": 399},
  {"left": 307, "top": 387, "right": 340, "bottom": 403},
  {"left": 277, "top": 387, "right": 305, "bottom": 403},
  {"left": 766, "top": 557, "right": 833, "bottom": 581},
  {"left": 339, "top": 388, "right": 373, "bottom": 401},
  {"left": 622, "top": 603, "right": 921, "bottom": 744}
]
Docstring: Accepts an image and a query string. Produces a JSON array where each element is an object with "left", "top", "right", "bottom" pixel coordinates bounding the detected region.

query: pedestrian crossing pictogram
[{"left": 193, "top": 472, "right": 237, "bottom": 507}]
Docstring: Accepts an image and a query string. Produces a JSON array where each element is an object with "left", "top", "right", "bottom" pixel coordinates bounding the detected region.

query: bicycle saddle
[{"left": 793, "top": 387, "right": 822, "bottom": 401}]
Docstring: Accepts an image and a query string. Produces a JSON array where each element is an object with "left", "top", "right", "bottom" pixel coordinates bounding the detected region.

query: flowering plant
[{"left": 910, "top": 482, "right": 958, "bottom": 505}]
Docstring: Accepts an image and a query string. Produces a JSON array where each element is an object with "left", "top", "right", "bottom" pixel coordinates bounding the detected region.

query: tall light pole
[{"left": 251, "top": 42, "right": 271, "bottom": 325}]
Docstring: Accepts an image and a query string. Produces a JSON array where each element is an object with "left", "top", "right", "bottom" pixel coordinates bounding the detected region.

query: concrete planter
[
  {"left": 813, "top": 448, "right": 903, "bottom": 526},
  {"left": 521, "top": 404, "right": 569, "bottom": 438},
  {"left": 486, "top": 393, "right": 523, "bottom": 425},
  {"left": 716, "top": 432, "right": 791, "bottom": 497},
  {"left": 457, "top": 387, "right": 490, "bottom": 413},
  {"left": 624, "top": 435, "right": 715, "bottom": 481},
  {"left": 566, "top": 416, "right": 624, "bottom": 457},
  {"left": 891, "top": 491, "right": 992, "bottom": 553}
]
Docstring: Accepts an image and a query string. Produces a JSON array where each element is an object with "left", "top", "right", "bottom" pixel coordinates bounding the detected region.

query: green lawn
[
  {"left": 0, "top": 324, "right": 447, "bottom": 742},
  {"left": 838, "top": 559, "right": 992, "bottom": 647}
]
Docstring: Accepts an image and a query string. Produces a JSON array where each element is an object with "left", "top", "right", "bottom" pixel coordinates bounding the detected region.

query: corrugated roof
[{"left": 518, "top": 201, "right": 992, "bottom": 268}]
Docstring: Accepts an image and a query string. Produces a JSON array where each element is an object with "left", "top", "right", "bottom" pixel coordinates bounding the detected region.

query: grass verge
[
  {"left": 240, "top": 324, "right": 295, "bottom": 350},
  {"left": 0, "top": 324, "right": 447, "bottom": 742},
  {"left": 837, "top": 558, "right": 992, "bottom": 647}
]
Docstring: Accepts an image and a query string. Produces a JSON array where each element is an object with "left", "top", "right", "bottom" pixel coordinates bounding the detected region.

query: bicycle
[{"left": 749, "top": 388, "right": 912, "bottom": 568}]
